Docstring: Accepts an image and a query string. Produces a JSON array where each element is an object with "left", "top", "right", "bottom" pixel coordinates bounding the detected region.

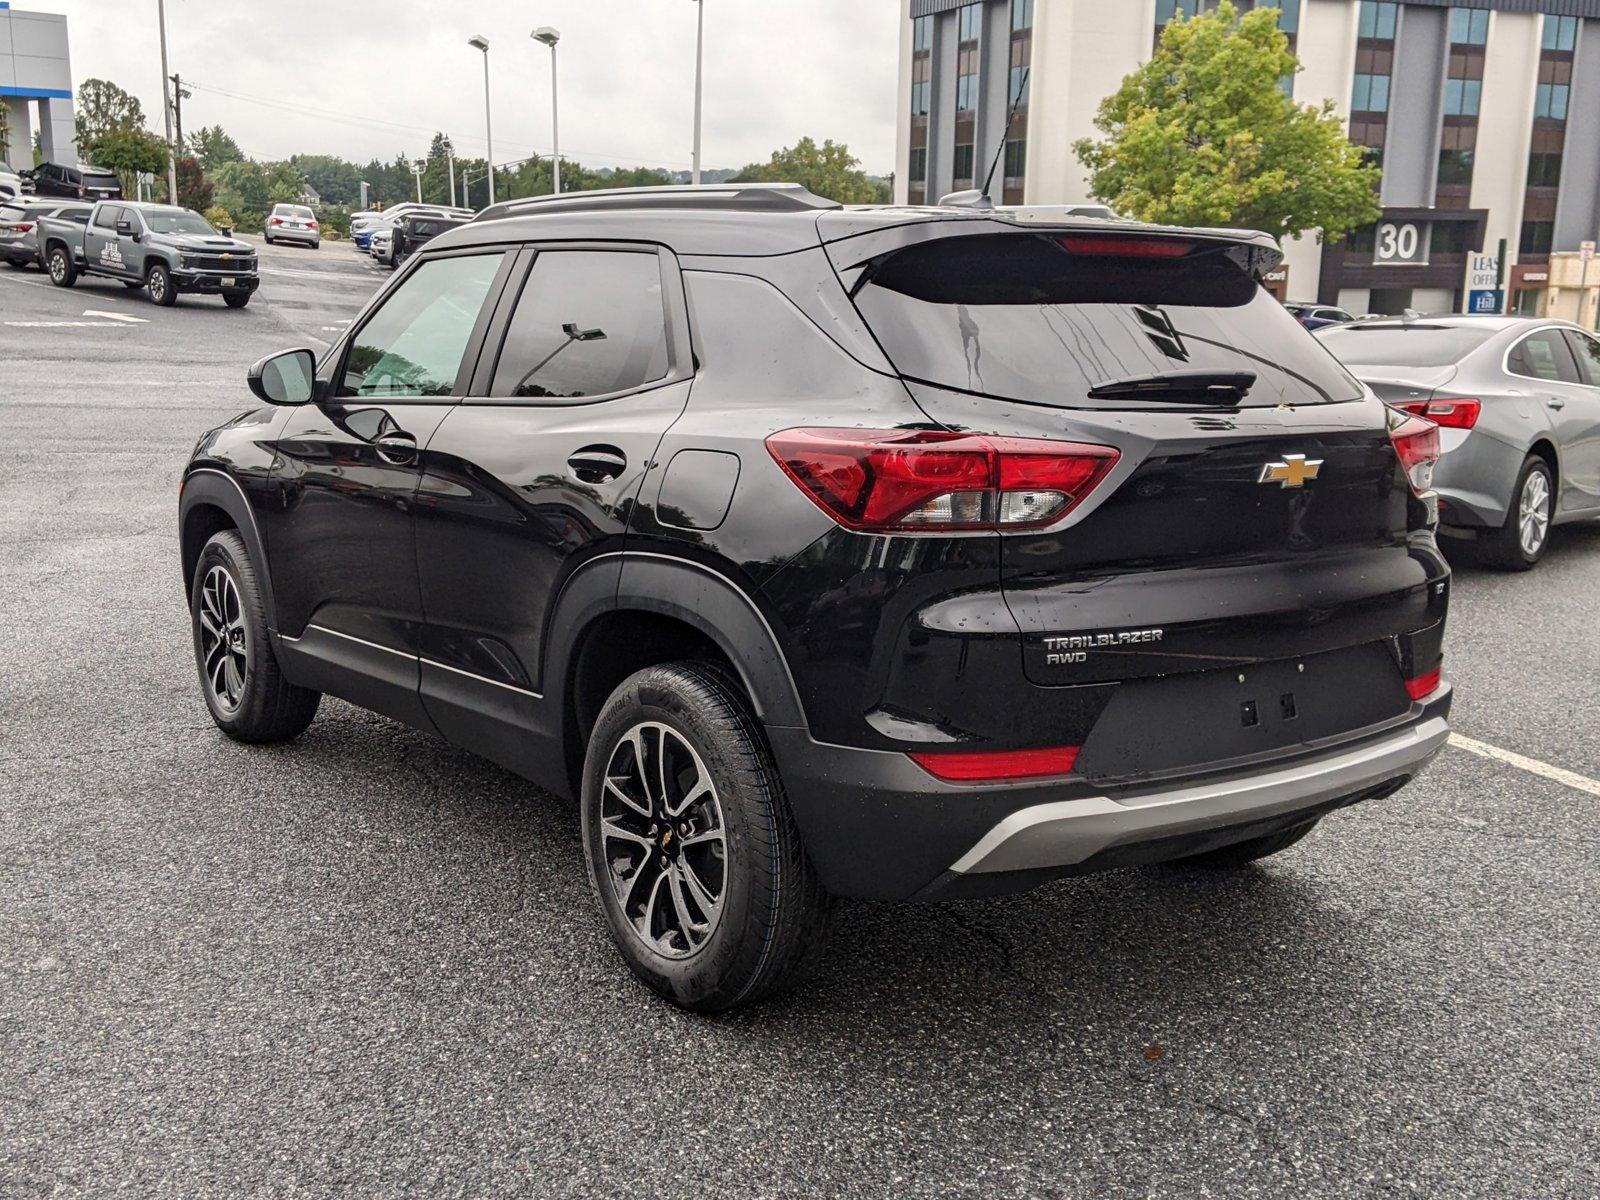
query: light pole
[
  {"left": 156, "top": 0, "right": 177, "bottom": 202},
  {"left": 412, "top": 159, "right": 426, "bottom": 203},
  {"left": 690, "top": 0, "right": 704, "bottom": 184},
  {"left": 532, "top": 27, "right": 561, "bottom": 194},
  {"left": 468, "top": 35, "right": 495, "bottom": 204},
  {"left": 447, "top": 148, "right": 456, "bottom": 207}
]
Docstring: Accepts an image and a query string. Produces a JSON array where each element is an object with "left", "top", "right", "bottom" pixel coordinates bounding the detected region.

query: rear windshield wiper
[{"left": 1086, "top": 370, "right": 1257, "bottom": 402}]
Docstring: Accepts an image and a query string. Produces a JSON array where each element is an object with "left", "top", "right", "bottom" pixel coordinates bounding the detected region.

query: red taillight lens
[
  {"left": 910, "top": 745, "right": 1081, "bottom": 782},
  {"left": 1396, "top": 398, "right": 1480, "bottom": 430},
  {"left": 1388, "top": 411, "right": 1441, "bottom": 495},
  {"left": 6, "top": 222, "right": 32, "bottom": 233},
  {"left": 309, "top": 220, "right": 319, "bottom": 230},
  {"left": 269, "top": 217, "right": 283, "bottom": 225},
  {"left": 765, "top": 428, "right": 1119, "bottom": 533},
  {"left": 1057, "top": 235, "right": 1195, "bottom": 258},
  {"left": 1405, "top": 667, "right": 1442, "bottom": 701},
  {"left": 77, "top": 186, "right": 86, "bottom": 197}
]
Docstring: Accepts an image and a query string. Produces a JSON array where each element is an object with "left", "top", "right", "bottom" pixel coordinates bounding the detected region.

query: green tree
[
  {"left": 212, "top": 159, "right": 272, "bottom": 224},
  {"left": 290, "top": 154, "right": 362, "bottom": 206},
  {"left": 74, "top": 78, "right": 146, "bottom": 150},
  {"left": 1074, "top": 1, "right": 1380, "bottom": 242},
  {"left": 88, "top": 126, "right": 170, "bottom": 199},
  {"left": 731, "top": 137, "right": 889, "bottom": 204},
  {"left": 189, "top": 124, "right": 245, "bottom": 172}
]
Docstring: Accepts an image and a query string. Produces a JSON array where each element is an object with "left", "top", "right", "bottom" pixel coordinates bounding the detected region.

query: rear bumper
[
  {"left": 769, "top": 687, "right": 1451, "bottom": 901},
  {"left": 270, "top": 227, "right": 319, "bottom": 243}
]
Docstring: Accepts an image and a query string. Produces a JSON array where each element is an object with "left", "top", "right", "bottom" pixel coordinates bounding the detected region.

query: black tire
[
  {"left": 581, "top": 662, "right": 832, "bottom": 1012},
  {"left": 1476, "top": 455, "right": 1553, "bottom": 571},
  {"left": 223, "top": 292, "right": 251, "bottom": 309},
  {"left": 190, "top": 530, "right": 320, "bottom": 743},
  {"left": 46, "top": 245, "right": 76, "bottom": 287},
  {"left": 1173, "top": 819, "right": 1319, "bottom": 869},
  {"left": 264, "top": 234, "right": 273, "bottom": 245},
  {"left": 146, "top": 262, "right": 178, "bottom": 306}
]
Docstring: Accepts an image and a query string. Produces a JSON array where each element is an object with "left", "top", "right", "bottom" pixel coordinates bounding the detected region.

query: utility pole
[
  {"left": 169, "top": 73, "right": 191, "bottom": 150},
  {"left": 156, "top": 0, "right": 178, "bottom": 203},
  {"left": 690, "top": 0, "right": 705, "bottom": 184},
  {"left": 447, "top": 149, "right": 456, "bottom": 208}
]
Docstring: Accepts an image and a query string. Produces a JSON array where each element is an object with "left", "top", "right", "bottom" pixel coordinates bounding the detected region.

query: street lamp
[
  {"left": 532, "top": 26, "right": 561, "bottom": 195},
  {"left": 689, "top": 0, "right": 704, "bottom": 185},
  {"left": 412, "top": 159, "right": 427, "bottom": 204},
  {"left": 468, "top": 35, "right": 495, "bottom": 205},
  {"left": 156, "top": 0, "right": 178, "bottom": 202}
]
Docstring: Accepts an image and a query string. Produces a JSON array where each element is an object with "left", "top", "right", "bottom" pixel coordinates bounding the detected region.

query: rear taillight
[
  {"left": 269, "top": 217, "right": 282, "bottom": 225},
  {"left": 77, "top": 186, "right": 86, "bottom": 197},
  {"left": 1387, "top": 410, "right": 1441, "bottom": 495},
  {"left": 309, "top": 220, "right": 319, "bottom": 230},
  {"left": 909, "top": 745, "right": 1081, "bottom": 782},
  {"left": 6, "top": 222, "right": 32, "bottom": 233},
  {"left": 1404, "top": 667, "right": 1442, "bottom": 701},
  {"left": 1057, "top": 235, "right": 1195, "bottom": 258},
  {"left": 1396, "top": 397, "right": 1480, "bottom": 430},
  {"left": 765, "top": 428, "right": 1119, "bottom": 533}
]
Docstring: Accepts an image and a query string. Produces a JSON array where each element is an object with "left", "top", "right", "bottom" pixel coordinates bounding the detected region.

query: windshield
[
  {"left": 1316, "top": 324, "right": 1499, "bottom": 367},
  {"left": 147, "top": 211, "right": 219, "bottom": 236},
  {"left": 853, "top": 234, "right": 1362, "bottom": 408}
]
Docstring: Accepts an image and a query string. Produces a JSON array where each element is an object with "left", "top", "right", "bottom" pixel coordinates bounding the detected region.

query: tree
[
  {"left": 289, "top": 154, "right": 362, "bottom": 206},
  {"left": 1073, "top": 1, "right": 1380, "bottom": 242},
  {"left": 88, "top": 126, "right": 170, "bottom": 200},
  {"left": 731, "top": 137, "right": 889, "bottom": 204},
  {"left": 75, "top": 79, "right": 146, "bottom": 150},
  {"left": 189, "top": 124, "right": 244, "bottom": 172},
  {"left": 175, "top": 155, "right": 213, "bottom": 211}
]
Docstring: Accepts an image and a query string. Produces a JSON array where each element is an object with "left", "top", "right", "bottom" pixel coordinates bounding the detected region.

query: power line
[{"left": 181, "top": 79, "right": 693, "bottom": 170}]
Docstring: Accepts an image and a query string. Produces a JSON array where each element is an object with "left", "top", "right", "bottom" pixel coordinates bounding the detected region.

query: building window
[
  {"left": 956, "top": 71, "right": 978, "bottom": 111},
  {"left": 1352, "top": 73, "right": 1390, "bottom": 112},
  {"left": 1520, "top": 221, "right": 1555, "bottom": 257},
  {"left": 1543, "top": 15, "right": 1578, "bottom": 53},
  {"left": 953, "top": 143, "right": 975, "bottom": 184},
  {"left": 1011, "top": 0, "right": 1033, "bottom": 32},
  {"left": 959, "top": 3, "right": 982, "bottom": 42},
  {"left": 1257, "top": 0, "right": 1301, "bottom": 36},
  {"left": 913, "top": 14, "right": 932, "bottom": 52},
  {"left": 1527, "top": 151, "right": 1563, "bottom": 188},
  {"left": 1429, "top": 223, "right": 1471, "bottom": 255},
  {"left": 1448, "top": 8, "right": 1488, "bottom": 47},
  {"left": 1350, "top": 118, "right": 1386, "bottom": 168},
  {"left": 1009, "top": 65, "right": 1030, "bottom": 106},
  {"left": 909, "top": 148, "right": 927, "bottom": 184},
  {"left": 1358, "top": 2, "right": 1398, "bottom": 41},
  {"left": 1156, "top": 0, "right": 1179, "bottom": 25},
  {"left": 1005, "top": 139, "right": 1026, "bottom": 179},
  {"left": 1438, "top": 126, "right": 1476, "bottom": 185},
  {"left": 1534, "top": 84, "right": 1570, "bottom": 120},
  {"left": 1443, "top": 78, "right": 1481, "bottom": 116}
]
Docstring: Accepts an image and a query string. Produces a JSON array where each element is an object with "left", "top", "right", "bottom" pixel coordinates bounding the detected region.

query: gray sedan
[
  {"left": 263, "top": 203, "right": 320, "bottom": 248},
  {"left": 1317, "top": 315, "right": 1600, "bottom": 569},
  {"left": 0, "top": 198, "right": 91, "bottom": 269}
]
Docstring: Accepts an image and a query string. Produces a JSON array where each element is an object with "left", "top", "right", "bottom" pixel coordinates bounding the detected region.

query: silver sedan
[
  {"left": 1318, "top": 315, "right": 1600, "bottom": 570},
  {"left": 263, "top": 203, "right": 320, "bottom": 248}
]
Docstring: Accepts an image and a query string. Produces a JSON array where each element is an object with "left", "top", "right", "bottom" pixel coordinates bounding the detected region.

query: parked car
[
  {"left": 264, "top": 202, "right": 320, "bottom": 249},
  {"left": 23, "top": 162, "right": 123, "bottom": 201},
  {"left": 1284, "top": 301, "right": 1356, "bottom": 331},
  {"left": 351, "top": 204, "right": 470, "bottom": 250},
  {"left": 0, "top": 164, "right": 24, "bottom": 202},
  {"left": 39, "top": 200, "right": 258, "bottom": 307},
  {"left": 0, "top": 198, "right": 91, "bottom": 269},
  {"left": 367, "top": 227, "right": 394, "bottom": 265},
  {"left": 179, "top": 183, "right": 1451, "bottom": 1011},
  {"left": 387, "top": 211, "right": 470, "bottom": 270},
  {"left": 1318, "top": 314, "right": 1600, "bottom": 569}
]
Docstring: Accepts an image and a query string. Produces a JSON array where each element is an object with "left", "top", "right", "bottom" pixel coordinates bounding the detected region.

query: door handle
[
  {"left": 374, "top": 431, "right": 418, "bottom": 464},
  {"left": 567, "top": 445, "right": 627, "bottom": 484},
  {"left": 1547, "top": 397, "right": 1567, "bottom": 411}
]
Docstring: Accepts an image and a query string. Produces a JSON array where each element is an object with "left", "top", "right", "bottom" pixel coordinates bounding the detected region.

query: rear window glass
[
  {"left": 276, "top": 205, "right": 314, "bottom": 218},
  {"left": 83, "top": 172, "right": 120, "bottom": 187},
  {"left": 854, "top": 234, "right": 1361, "bottom": 407},
  {"left": 1316, "top": 324, "right": 1497, "bottom": 367},
  {"left": 0, "top": 204, "right": 26, "bottom": 222}
]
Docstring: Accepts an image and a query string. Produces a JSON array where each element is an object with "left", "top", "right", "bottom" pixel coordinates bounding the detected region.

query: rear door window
[
  {"left": 852, "top": 234, "right": 1362, "bottom": 407},
  {"left": 488, "top": 249, "right": 670, "bottom": 401},
  {"left": 92, "top": 205, "right": 120, "bottom": 230},
  {"left": 1563, "top": 330, "right": 1600, "bottom": 388},
  {"left": 1507, "top": 329, "right": 1581, "bottom": 384}
]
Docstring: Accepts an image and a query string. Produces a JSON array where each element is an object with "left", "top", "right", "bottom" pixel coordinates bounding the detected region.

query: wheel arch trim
[{"left": 180, "top": 467, "right": 277, "bottom": 629}]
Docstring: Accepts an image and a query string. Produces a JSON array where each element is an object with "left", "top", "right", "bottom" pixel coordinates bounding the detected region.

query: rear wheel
[
  {"left": 46, "top": 245, "right": 76, "bottom": 287},
  {"left": 1172, "top": 819, "right": 1319, "bottom": 869},
  {"left": 190, "top": 530, "right": 320, "bottom": 742},
  {"left": 581, "top": 662, "right": 832, "bottom": 1012},
  {"left": 1478, "top": 455, "right": 1553, "bottom": 571},
  {"left": 146, "top": 262, "right": 178, "bottom": 306}
]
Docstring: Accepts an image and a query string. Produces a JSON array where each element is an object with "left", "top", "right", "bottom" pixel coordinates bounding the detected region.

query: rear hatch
[{"left": 827, "top": 217, "right": 1445, "bottom": 779}]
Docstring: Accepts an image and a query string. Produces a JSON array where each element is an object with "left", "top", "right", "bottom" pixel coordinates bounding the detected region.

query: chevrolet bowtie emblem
[{"left": 1259, "top": 454, "right": 1323, "bottom": 488}]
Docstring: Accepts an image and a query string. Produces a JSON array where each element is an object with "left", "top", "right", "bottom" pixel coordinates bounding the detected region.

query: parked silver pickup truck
[{"left": 37, "top": 200, "right": 259, "bottom": 308}]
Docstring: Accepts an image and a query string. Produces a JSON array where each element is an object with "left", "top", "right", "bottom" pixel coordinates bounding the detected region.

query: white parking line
[
  {"left": 1451, "top": 733, "right": 1600, "bottom": 798},
  {"left": 83, "top": 309, "right": 148, "bottom": 323},
  {"left": 5, "top": 320, "right": 126, "bottom": 328}
]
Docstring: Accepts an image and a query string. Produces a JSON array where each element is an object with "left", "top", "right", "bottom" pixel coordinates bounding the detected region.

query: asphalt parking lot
[{"left": 3, "top": 238, "right": 1598, "bottom": 1197}]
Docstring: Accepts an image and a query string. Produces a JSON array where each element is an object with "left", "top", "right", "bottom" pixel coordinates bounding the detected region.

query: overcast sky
[{"left": 43, "top": 0, "right": 900, "bottom": 174}]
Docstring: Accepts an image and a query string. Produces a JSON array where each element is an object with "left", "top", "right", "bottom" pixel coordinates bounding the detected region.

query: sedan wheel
[
  {"left": 1518, "top": 467, "right": 1551, "bottom": 558},
  {"left": 1478, "top": 455, "right": 1554, "bottom": 571},
  {"left": 197, "top": 564, "right": 249, "bottom": 713}
]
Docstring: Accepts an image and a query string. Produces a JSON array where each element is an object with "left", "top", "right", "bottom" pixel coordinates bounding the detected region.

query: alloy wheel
[
  {"left": 49, "top": 252, "right": 66, "bottom": 283},
  {"left": 1518, "top": 468, "right": 1551, "bottom": 557},
  {"left": 599, "top": 722, "right": 727, "bottom": 959},
  {"left": 197, "top": 565, "right": 248, "bottom": 712},
  {"left": 149, "top": 270, "right": 166, "bottom": 302}
]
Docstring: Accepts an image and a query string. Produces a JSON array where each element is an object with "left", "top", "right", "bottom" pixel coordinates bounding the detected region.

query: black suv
[
  {"left": 179, "top": 184, "right": 1452, "bottom": 1011},
  {"left": 23, "top": 161, "right": 123, "bottom": 201}
]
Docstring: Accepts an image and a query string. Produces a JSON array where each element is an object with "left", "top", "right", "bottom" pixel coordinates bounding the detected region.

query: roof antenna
[{"left": 980, "top": 65, "right": 1030, "bottom": 202}]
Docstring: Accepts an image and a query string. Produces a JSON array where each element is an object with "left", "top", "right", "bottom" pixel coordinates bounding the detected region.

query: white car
[
  {"left": 0, "top": 165, "right": 24, "bottom": 202},
  {"left": 368, "top": 227, "right": 394, "bottom": 264}
]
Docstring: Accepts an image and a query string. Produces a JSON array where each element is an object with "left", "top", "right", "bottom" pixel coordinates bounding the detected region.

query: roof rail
[{"left": 474, "top": 182, "right": 842, "bottom": 223}]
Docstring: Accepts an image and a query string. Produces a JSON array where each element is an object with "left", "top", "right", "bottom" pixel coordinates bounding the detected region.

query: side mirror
[
  {"left": 248, "top": 348, "right": 317, "bottom": 406},
  {"left": 115, "top": 220, "right": 133, "bottom": 235}
]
